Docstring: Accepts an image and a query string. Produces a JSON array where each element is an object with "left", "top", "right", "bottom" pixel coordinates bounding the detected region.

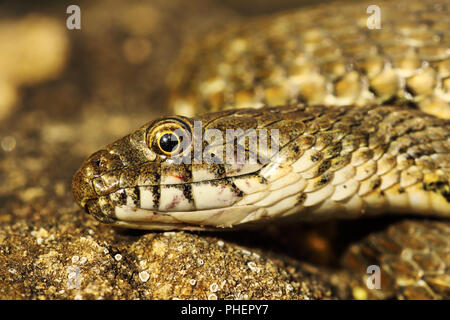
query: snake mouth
[
  {"left": 111, "top": 203, "right": 265, "bottom": 230},
  {"left": 76, "top": 154, "right": 277, "bottom": 228},
  {"left": 112, "top": 220, "right": 226, "bottom": 231}
]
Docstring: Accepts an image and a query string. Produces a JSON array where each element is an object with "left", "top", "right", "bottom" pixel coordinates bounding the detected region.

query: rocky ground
[{"left": 0, "top": 0, "right": 353, "bottom": 299}]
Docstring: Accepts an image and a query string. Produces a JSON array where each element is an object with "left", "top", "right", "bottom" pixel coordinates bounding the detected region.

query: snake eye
[
  {"left": 147, "top": 118, "right": 192, "bottom": 157},
  {"left": 158, "top": 131, "right": 181, "bottom": 155}
]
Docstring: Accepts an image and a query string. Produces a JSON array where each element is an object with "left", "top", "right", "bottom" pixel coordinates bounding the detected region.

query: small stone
[
  {"left": 114, "top": 254, "right": 122, "bottom": 261},
  {"left": 247, "top": 262, "right": 260, "bottom": 273},
  {"left": 210, "top": 283, "right": 219, "bottom": 292},
  {"left": 139, "top": 271, "right": 150, "bottom": 283}
]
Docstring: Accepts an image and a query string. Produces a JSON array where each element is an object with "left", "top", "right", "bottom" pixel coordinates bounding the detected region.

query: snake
[{"left": 72, "top": 0, "right": 450, "bottom": 299}]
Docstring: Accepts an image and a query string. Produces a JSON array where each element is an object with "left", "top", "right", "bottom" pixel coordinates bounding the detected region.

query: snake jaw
[
  {"left": 112, "top": 220, "right": 225, "bottom": 231},
  {"left": 110, "top": 203, "right": 264, "bottom": 230}
]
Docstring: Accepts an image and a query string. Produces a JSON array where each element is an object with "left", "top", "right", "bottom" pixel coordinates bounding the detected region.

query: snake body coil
[{"left": 73, "top": 0, "right": 450, "bottom": 299}]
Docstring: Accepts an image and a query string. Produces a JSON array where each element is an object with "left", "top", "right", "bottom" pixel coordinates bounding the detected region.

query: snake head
[
  {"left": 72, "top": 115, "right": 201, "bottom": 227},
  {"left": 72, "top": 111, "right": 279, "bottom": 230},
  {"left": 72, "top": 104, "right": 309, "bottom": 230}
]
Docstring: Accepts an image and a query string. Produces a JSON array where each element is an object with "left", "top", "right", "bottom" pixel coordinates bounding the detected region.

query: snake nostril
[
  {"left": 87, "top": 150, "right": 114, "bottom": 173},
  {"left": 89, "top": 150, "right": 123, "bottom": 172}
]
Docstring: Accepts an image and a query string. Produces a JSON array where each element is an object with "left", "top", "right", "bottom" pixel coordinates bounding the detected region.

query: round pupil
[{"left": 159, "top": 133, "right": 179, "bottom": 153}]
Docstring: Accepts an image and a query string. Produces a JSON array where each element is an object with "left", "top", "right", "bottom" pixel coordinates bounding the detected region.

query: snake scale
[{"left": 73, "top": 0, "right": 450, "bottom": 299}]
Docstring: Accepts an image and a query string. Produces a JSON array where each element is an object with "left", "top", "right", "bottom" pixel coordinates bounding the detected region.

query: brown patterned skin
[
  {"left": 73, "top": 0, "right": 450, "bottom": 299},
  {"left": 168, "top": 0, "right": 450, "bottom": 119},
  {"left": 342, "top": 220, "right": 450, "bottom": 299}
]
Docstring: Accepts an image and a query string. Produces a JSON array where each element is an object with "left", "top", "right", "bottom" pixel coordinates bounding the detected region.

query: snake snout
[
  {"left": 72, "top": 165, "right": 97, "bottom": 210},
  {"left": 72, "top": 149, "right": 122, "bottom": 209}
]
